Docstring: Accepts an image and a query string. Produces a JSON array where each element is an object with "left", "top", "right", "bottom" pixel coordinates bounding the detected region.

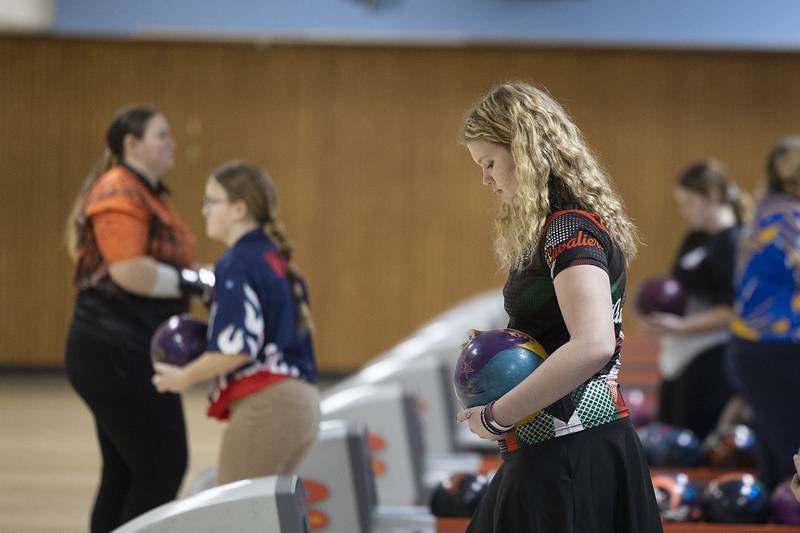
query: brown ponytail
[
  {"left": 211, "top": 161, "right": 313, "bottom": 335},
  {"left": 64, "top": 105, "right": 157, "bottom": 262},
  {"left": 64, "top": 150, "right": 117, "bottom": 261},
  {"left": 677, "top": 158, "right": 752, "bottom": 225}
]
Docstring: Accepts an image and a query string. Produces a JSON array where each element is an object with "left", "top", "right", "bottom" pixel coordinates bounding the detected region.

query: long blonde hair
[{"left": 462, "top": 81, "right": 639, "bottom": 269}]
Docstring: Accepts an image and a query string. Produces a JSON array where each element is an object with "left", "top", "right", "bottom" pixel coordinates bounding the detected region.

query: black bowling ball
[
  {"left": 702, "top": 472, "right": 769, "bottom": 524},
  {"left": 430, "top": 473, "right": 489, "bottom": 517}
]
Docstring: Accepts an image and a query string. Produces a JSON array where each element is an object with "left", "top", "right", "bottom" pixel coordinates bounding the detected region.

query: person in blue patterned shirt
[
  {"left": 727, "top": 137, "right": 800, "bottom": 489},
  {"left": 153, "top": 161, "right": 319, "bottom": 485},
  {"left": 456, "top": 81, "right": 662, "bottom": 533}
]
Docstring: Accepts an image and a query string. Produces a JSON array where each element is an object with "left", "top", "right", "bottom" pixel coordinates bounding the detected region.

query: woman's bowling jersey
[
  {"left": 499, "top": 209, "right": 629, "bottom": 453},
  {"left": 732, "top": 193, "right": 800, "bottom": 342},
  {"left": 206, "top": 229, "right": 316, "bottom": 419},
  {"left": 658, "top": 226, "right": 737, "bottom": 379}
]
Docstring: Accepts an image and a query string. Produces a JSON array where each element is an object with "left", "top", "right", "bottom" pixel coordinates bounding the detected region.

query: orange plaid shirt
[{"left": 74, "top": 165, "right": 196, "bottom": 290}]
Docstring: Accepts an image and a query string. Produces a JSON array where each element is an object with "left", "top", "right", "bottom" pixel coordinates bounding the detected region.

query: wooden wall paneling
[{"left": 2, "top": 37, "right": 800, "bottom": 372}]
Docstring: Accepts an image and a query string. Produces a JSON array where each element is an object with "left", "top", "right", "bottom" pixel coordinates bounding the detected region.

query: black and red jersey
[{"left": 500, "top": 209, "right": 629, "bottom": 452}]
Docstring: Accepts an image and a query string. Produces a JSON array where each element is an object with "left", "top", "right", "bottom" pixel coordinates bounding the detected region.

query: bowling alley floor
[
  {"left": 5, "top": 372, "right": 800, "bottom": 533},
  {"left": 0, "top": 371, "right": 237, "bottom": 533}
]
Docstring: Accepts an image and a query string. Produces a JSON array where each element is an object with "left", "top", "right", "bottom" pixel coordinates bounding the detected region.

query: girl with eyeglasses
[{"left": 152, "top": 161, "right": 320, "bottom": 485}]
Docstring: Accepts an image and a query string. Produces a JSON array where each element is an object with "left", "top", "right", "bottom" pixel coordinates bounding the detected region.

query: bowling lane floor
[{"left": 0, "top": 372, "right": 336, "bottom": 533}]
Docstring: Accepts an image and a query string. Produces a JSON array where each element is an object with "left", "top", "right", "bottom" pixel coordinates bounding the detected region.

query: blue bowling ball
[
  {"left": 652, "top": 472, "right": 702, "bottom": 522},
  {"left": 702, "top": 424, "right": 758, "bottom": 468},
  {"left": 637, "top": 422, "right": 703, "bottom": 467},
  {"left": 703, "top": 473, "right": 769, "bottom": 523},
  {"left": 453, "top": 329, "right": 548, "bottom": 409}
]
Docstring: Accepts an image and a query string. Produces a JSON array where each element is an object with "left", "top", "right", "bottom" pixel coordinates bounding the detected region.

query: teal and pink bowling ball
[{"left": 453, "top": 328, "right": 548, "bottom": 409}]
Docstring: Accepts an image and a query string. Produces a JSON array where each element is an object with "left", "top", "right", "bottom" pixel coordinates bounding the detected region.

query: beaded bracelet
[{"left": 481, "top": 400, "right": 514, "bottom": 435}]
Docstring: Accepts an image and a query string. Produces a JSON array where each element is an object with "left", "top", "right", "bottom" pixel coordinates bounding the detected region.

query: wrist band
[
  {"left": 179, "top": 267, "right": 215, "bottom": 300},
  {"left": 481, "top": 400, "right": 514, "bottom": 435},
  {"left": 151, "top": 263, "right": 181, "bottom": 298}
]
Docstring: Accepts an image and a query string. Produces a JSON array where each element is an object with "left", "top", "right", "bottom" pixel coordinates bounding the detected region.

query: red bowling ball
[
  {"left": 621, "top": 387, "right": 655, "bottom": 427},
  {"left": 635, "top": 277, "right": 687, "bottom": 316}
]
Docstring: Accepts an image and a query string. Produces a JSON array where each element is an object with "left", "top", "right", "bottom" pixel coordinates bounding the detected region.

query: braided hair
[{"left": 211, "top": 161, "right": 313, "bottom": 334}]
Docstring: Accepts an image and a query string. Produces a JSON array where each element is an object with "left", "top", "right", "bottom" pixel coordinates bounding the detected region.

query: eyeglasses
[{"left": 202, "top": 196, "right": 228, "bottom": 207}]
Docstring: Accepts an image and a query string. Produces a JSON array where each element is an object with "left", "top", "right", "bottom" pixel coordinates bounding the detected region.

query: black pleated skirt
[{"left": 467, "top": 417, "right": 663, "bottom": 533}]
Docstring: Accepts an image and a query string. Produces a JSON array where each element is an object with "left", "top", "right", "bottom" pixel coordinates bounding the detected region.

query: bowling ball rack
[{"left": 434, "top": 464, "right": 797, "bottom": 533}]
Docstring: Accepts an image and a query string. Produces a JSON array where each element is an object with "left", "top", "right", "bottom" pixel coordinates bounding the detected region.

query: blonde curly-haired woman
[{"left": 456, "top": 82, "right": 662, "bottom": 533}]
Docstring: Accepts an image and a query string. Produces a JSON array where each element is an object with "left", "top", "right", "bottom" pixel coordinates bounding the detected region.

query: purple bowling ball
[
  {"left": 622, "top": 387, "right": 655, "bottom": 427},
  {"left": 454, "top": 328, "right": 548, "bottom": 409},
  {"left": 771, "top": 478, "right": 800, "bottom": 525},
  {"left": 635, "top": 277, "right": 687, "bottom": 316},
  {"left": 150, "top": 314, "right": 208, "bottom": 367}
]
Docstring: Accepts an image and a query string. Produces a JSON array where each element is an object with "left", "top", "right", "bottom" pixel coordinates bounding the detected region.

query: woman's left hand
[
  {"left": 791, "top": 450, "right": 800, "bottom": 502},
  {"left": 456, "top": 406, "right": 507, "bottom": 441},
  {"left": 639, "top": 312, "right": 686, "bottom": 336},
  {"left": 152, "top": 362, "right": 191, "bottom": 394}
]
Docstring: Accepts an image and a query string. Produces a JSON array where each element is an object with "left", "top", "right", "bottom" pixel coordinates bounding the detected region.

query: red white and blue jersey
[{"left": 206, "top": 229, "right": 316, "bottom": 419}]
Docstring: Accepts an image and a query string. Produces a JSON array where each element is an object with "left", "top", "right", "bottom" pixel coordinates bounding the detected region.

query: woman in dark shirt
[
  {"left": 456, "top": 82, "right": 662, "bottom": 533},
  {"left": 64, "top": 106, "right": 209, "bottom": 532},
  {"left": 639, "top": 160, "right": 743, "bottom": 440}
]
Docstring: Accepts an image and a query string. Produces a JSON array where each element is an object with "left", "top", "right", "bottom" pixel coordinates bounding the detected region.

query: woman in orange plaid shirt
[{"left": 64, "top": 105, "right": 210, "bottom": 533}]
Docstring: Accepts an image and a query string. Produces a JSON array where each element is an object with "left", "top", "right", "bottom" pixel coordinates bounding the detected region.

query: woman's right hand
[
  {"left": 638, "top": 312, "right": 685, "bottom": 336},
  {"left": 792, "top": 449, "right": 800, "bottom": 502}
]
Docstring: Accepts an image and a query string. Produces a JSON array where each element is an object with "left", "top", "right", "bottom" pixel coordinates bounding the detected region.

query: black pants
[
  {"left": 65, "top": 319, "right": 188, "bottom": 533},
  {"left": 658, "top": 343, "right": 735, "bottom": 441},
  {"left": 726, "top": 337, "right": 800, "bottom": 490}
]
